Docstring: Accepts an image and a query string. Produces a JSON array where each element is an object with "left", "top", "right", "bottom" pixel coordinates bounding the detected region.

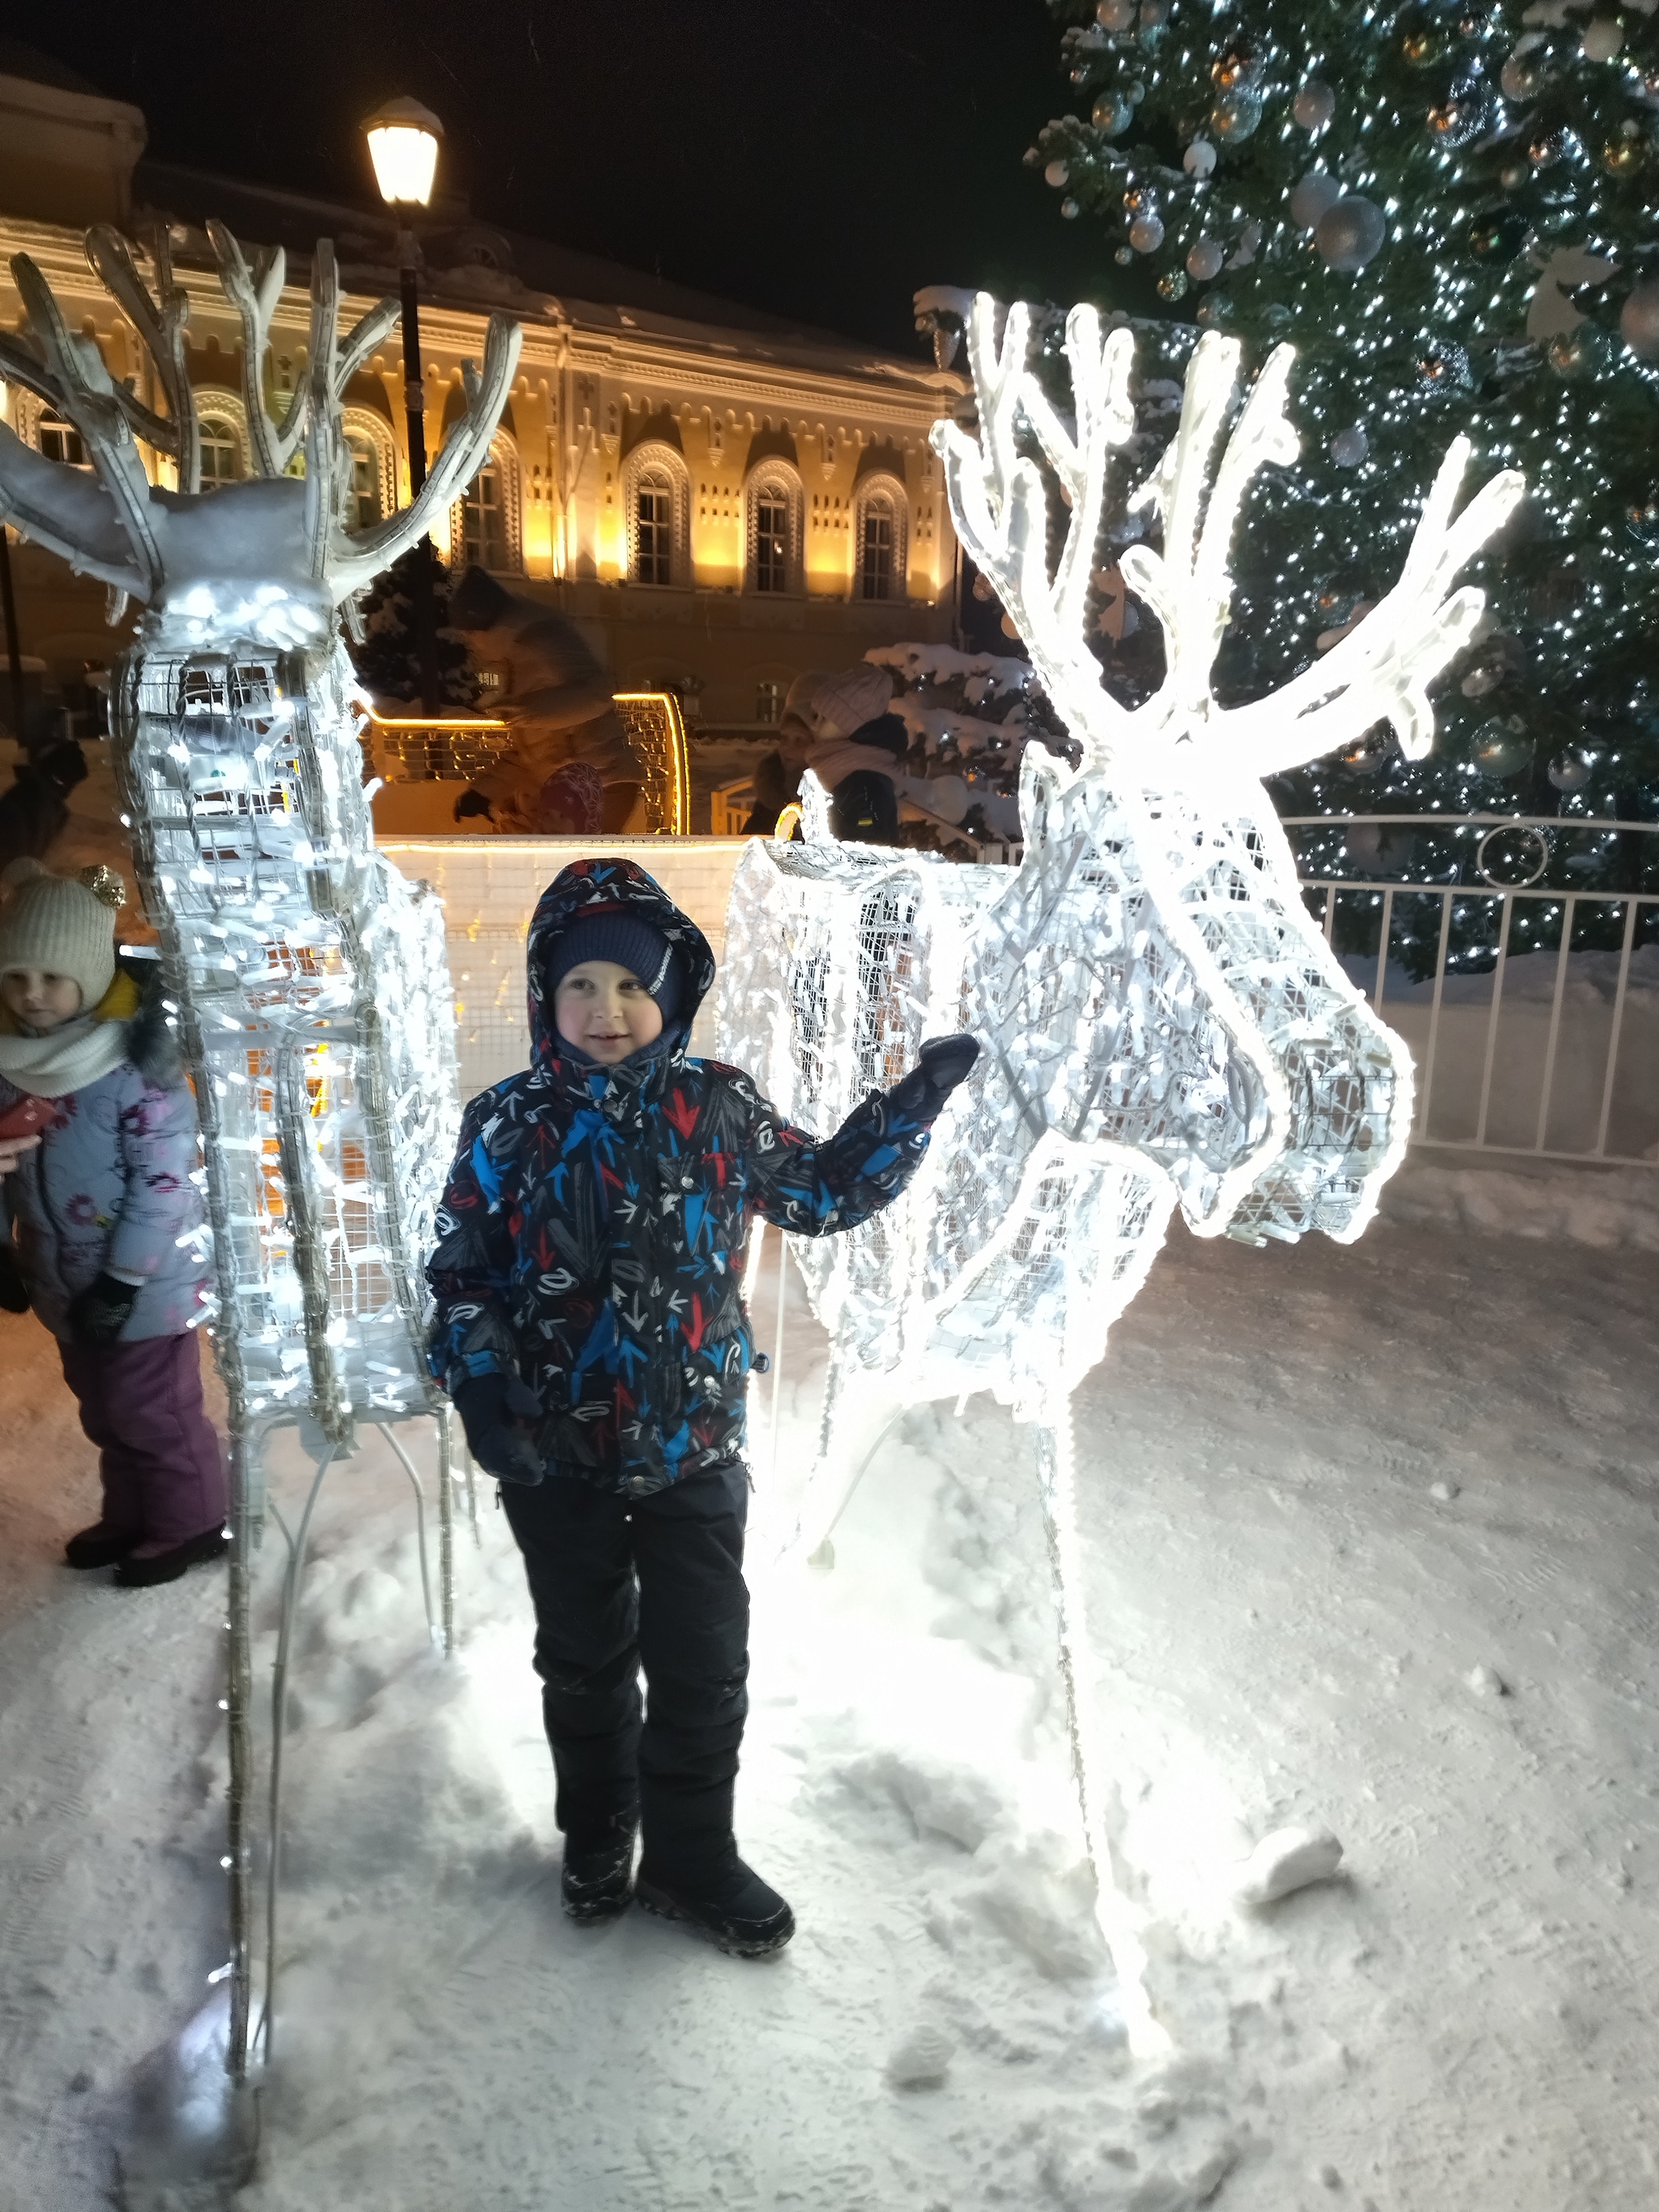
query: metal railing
[{"left": 1285, "top": 814, "right": 1659, "bottom": 1169}]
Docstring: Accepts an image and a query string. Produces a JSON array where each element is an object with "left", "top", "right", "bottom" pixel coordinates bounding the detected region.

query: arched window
[
  {"left": 198, "top": 416, "right": 243, "bottom": 489},
  {"left": 855, "top": 476, "right": 908, "bottom": 602},
  {"left": 746, "top": 467, "right": 802, "bottom": 595},
  {"left": 190, "top": 390, "right": 251, "bottom": 492},
  {"left": 625, "top": 444, "right": 689, "bottom": 586},
  {"left": 340, "top": 410, "right": 397, "bottom": 530},
  {"left": 451, "top": 433, "right": 522, "bottom": 573},
  {"left": 37, "top": 409, "right": 87, "bottom": 468}
]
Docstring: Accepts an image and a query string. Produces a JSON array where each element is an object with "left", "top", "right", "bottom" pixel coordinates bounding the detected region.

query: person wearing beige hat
[
  {"left": 0, "top": 859, "right": 224, "bottom": 1588},
  {"left": 761, "top": 665, "right": 914, "bottom": 844}
]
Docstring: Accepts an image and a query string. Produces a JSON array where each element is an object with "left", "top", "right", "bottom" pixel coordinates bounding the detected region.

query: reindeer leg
[
  {"left": 779, "top": 1350, "right": 905, "bottom": 1568},
  {"left": 1035, "top": 1409, "right": 1170, "bottom": 2057}
]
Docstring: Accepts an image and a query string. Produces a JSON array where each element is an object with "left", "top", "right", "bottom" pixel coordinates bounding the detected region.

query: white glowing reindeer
[
  {"left": 717, "top": 296, "right": 1521, "bottom": 2044},
  {"left": 0, "top": 222, "right": 521, "bottom": 2081},
  {"left": 721, "top": 295, "right": 1522, "bottom": 1485}
]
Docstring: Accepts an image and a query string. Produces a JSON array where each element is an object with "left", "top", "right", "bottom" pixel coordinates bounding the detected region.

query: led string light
[
  {"left": 1030, "top": 0, "right": 1659, "bottom": 834},
  {"left": 718, "top": 294, "right": 1518, "bottom": 2052},
  {"left": 0, "top": 219, "right": 522, "bottom": 2089}
]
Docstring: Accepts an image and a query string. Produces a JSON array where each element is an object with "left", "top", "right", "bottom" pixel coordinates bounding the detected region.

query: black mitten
[
  {"left": 67, "top": 1271, "right": 139, "bottom": 1345},
  {"left": 889, "top": 1034, "right": 981, "bottom": 1121},
  {"left": 917, "top": 1034, "right": 980, "bottom": 1098},
  {"left": 0, "top": 1244, "right": 28, "bottom": 1315},
  {"left": 451, "top": 1371, "right": 546, "bottom": 1486}
]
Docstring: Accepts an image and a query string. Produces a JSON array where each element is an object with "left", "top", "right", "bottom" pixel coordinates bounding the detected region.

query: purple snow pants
[{"left": 57, "top": 1332, "right": 227, "bottom": 1549}]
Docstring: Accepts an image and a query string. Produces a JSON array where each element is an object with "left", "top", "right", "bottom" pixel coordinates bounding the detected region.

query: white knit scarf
[{"left": 0, "top": 1012, "right": 130, "bottom": 1098}]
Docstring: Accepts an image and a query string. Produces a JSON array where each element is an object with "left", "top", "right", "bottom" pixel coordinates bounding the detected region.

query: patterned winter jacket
[
  {"left": 426, "top": 858, "right": 940, "bottom": 1495},
  {"left": 0, "top": 970, "right": 209, "bottom": 1343}
]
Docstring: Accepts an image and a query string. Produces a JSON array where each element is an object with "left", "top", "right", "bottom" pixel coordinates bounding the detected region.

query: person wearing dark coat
[
  {"left": 0, "top": 739, "right": 87, "bottom": 876},
  {"left": 426, "top": 857, "right": 978, "bottom": 1954}
]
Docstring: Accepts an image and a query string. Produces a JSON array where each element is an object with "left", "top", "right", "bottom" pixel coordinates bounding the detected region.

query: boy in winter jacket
[
  {"left": 427, "top": 858, "right": 976, "bottom": 1955},
  {"left": 0, "top": 860, "right": 224, "bottom": 1587}
]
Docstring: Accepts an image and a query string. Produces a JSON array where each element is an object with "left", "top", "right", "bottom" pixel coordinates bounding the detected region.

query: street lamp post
[{"left": 363, "top": 96, "right": 444, "bottom": 716}]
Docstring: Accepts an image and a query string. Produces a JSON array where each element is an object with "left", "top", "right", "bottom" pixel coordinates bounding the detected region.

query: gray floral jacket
[{"left": 0, "top": 995, "right": 209, "bottom": 1343}]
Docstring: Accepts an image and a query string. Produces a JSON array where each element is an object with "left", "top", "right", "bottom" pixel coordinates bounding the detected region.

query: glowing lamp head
[{"left": 362, "top": 96, "right": 443, "bottom": 207}]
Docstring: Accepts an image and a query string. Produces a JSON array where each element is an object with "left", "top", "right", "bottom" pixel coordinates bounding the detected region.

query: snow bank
[
  {"left": 1383, "top": 1155, "right": 1659, "bottom": 1248},
  {"left": 5, "top": 1067, "right": 1659, "bottom": 2205}
]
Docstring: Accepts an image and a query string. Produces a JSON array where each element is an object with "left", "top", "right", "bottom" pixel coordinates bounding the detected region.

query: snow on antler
[{"left": 932, "top": 292, "right": 1525, "bottom": 782}]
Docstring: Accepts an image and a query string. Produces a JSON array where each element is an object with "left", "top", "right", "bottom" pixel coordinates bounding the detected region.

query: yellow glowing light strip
[
  {"left": 369, "top": 714, "right": 510, "bottom": 731},
  {"left": 612, "top": 691, "right": 691, "bottom": 836}
]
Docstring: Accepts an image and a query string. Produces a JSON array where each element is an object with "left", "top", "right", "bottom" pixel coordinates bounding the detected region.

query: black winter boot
[
  {"left": 561, "top": 1820, "right": 638, "bottom": 1924},
  {"left": 636, "top": 1856, "right": 795, "bottom": 1958}
]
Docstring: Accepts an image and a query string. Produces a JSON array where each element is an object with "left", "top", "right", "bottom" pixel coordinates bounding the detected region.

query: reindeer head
[
  {"left": 932, "top": 295, "right": 1525, "bottom": 803},
  {"left": 0, "top": 224, "right": 521, "bottom": 651}
]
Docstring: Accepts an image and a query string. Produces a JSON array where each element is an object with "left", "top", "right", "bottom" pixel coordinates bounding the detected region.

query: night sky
[{"left": 23, "top": 2, "right": 1120, "bottom": 353}]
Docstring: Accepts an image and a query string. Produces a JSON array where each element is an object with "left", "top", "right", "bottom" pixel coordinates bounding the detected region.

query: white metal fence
[
  {"left": 384, "top": 817, "right": 1658, "bottom": 1171},
  {"left": 1286, "top": 814, "right": 1659, "bottom": 1168}
]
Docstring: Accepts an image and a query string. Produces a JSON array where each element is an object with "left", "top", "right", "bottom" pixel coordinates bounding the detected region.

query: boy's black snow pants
[{"left": 500, "top": 1460, "right": 751, "bottom": 1880}]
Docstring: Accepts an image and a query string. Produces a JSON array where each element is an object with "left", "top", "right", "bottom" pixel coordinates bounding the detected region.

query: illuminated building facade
[{"left": 0, "top": 55, "right": 963, "bottom": 759}]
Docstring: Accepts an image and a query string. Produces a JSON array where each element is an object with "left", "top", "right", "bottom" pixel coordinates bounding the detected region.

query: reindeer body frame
[
  {"left": 716, "top": 297, "right": 1523, "bottom": 2048},
  {"left": 0, "top": 222, "right": 521, "bottom": 2085}
]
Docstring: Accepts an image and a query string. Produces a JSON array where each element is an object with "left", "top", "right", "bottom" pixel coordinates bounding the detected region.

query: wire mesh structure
[
  {"left": 0, "top": 213, "right": 522, "bottom": 2107},
  {"left": 369, "top": 713, "right": 513, "bottom": 782},
  {"left": 715, "top": 295, "right": 1524, "bottom": 2052},
  {"left": 117, "top": 644, "right": 455, "bottom": 1438},
  {"left": 611, "top": 690, "right": 693, "bottom": 833}
]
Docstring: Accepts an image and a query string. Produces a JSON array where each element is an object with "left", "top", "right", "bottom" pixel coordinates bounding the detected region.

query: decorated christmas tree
[
  {"left": 350, "top": 545, "right": 480, "bottom": 712},
  {"left": 1032, "top": 0, "right": 1659, "bottom": 828}
]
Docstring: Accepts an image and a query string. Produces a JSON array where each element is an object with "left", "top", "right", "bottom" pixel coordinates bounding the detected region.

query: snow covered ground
[{"left": 2, "top": 1193, "right": 1657, "bottom": 2211}]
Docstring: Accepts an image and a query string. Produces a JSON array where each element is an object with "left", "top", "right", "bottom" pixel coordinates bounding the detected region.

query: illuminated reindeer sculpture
[
  {"left": 717, "top": 295, "right": 1523, "bottom": 2048},
  {"left": 0, "top": 222, "right": 520, "bottom": 2083}
]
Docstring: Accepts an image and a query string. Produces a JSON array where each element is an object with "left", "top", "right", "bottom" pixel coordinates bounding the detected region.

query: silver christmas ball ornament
[
  {"left": 1211, "top": 87, "right": 1265, "bottom": 141},
  {"left": 1183, "top": 137, "right": 1218, "bottom": 176},
  {"left": 1471, "top": 714, "right": 1533, "bottom": 778},
  {"left": 1619, "top": 279, "right": 1659, "bottom": 361},
  {"left": 1499, "top": 39, "right": 1546, "bottom": 101},
  {"left": 1290, "top": 168, "right": 1342, "bottom": 229},
  {"left": 1187, "top": 237, "right": 1226, "bottom": 281},
  {"left": 1044, "top": 159, "right": 1070, "bottom": 189},
  {"left": 1093, "top": 91, "right": 1133, "bottom": 136},
  {"left": 1547, "top": 322, "right": 1614, "bottom": 377},
  {"left": 1293, "top": 78, "right": 1337, "bottom": 131},
  {"left": 1316, "top": 194, "right": 1388, "bottom": 271},
  {"left": 1459, "top": 655, "right": 1504, "bottom": 698},
  {"left": 1581, "top": 16, "right": 1622, "bottom": 61},
  {"left": 1529, "top": 123, "right": 1570, "bottom": 167},
  {"left": 1129, "top": 212, "right": 1166, "bottom": 252},
  {"left": 1330, "top": 426, "right": 1368, "bottom": 467},
  {"left": 1097, "top": 0, "right": 1136, "bottom": 27},
  {"left": 1547, "top": 748, "right": 1593, "bottom": 792},
  {"left": 1061, "top": 197, "right": 1081, "bottom": 219}
]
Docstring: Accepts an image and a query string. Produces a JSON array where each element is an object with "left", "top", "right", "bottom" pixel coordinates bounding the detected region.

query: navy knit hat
[{"left": 547, "top": 907, "right": 684, "bottom": 1025}]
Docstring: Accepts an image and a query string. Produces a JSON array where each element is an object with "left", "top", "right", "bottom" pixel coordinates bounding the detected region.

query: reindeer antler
[
  {"left": 84, "top": 226, "right": 199, "bottom": 490},
  {"left": 0, "top": 249, "right": 164, "bottom": 598},
  {"left": 935, "top": 293, "right": 1526, "bottom": 787},
  {"left": 1217, "top": 433, "right": 1523, "bottom": 774},
  {"left": 324, "top": 311, "right": 522, "bottom": 595},
  {"left": 0, "top": 218, "right": 519, "bottom": 624},
  {"left": 932, "top": 296, "right": 1140, "bottom": 756},
  {"left": 207, "top": 221, "right": 305, "bottom": 479}
]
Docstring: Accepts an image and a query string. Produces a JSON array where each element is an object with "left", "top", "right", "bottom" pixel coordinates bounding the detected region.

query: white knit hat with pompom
[
  {"left": 784, "top": 663, "right": 894, "bottom": 744},
  {"left": 0, "top": 859, "right": 125, "bottom": 1011}
]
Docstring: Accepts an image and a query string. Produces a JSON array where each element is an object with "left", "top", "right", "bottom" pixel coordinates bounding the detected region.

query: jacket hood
[{"left": 526, "top": 858, "right": 716, "bottom": 1071}]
